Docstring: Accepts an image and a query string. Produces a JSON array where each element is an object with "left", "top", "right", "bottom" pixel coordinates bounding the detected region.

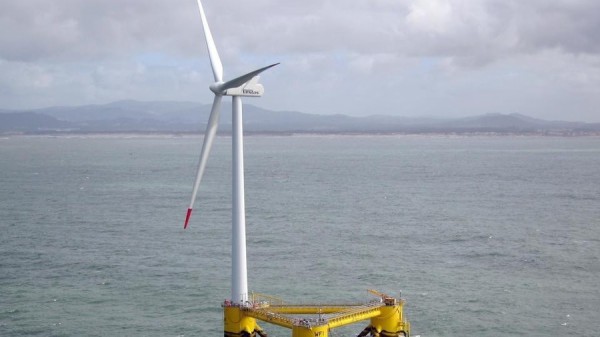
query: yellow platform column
[
  {"left": 292, "top": 324, "right": 328, "bottom": 337},
  {"left": 370, "top": 302, "right": 409, "bottom": 337},
  {"left": 224, "top": 306, "right": 259, "bottom": 337}
]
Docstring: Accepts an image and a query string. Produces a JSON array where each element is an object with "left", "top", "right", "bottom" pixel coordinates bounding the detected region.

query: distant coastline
[
  {"left": 3, "top": 130, "right": 600, "bottom": 138},
  {"left": 2, "top": 100, "right": 599, "bottom": 136}
]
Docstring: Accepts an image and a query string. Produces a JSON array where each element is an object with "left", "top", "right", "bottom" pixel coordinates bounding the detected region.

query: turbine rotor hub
[{"left": 210, "top": 82, "right": 225, "bottom": 94}]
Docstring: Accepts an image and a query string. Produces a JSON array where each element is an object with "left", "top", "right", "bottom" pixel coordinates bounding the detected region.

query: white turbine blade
[
  {"left": 185, "top": 94, "right": 223, "bottom": 229},
  {"left": 196, "top": 0, "right": 223, "bottom": 82},
  {"left": 219, "top": 63, "right": 279, "bottom": 92}
]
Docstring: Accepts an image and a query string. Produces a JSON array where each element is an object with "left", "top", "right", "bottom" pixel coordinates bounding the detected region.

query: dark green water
[{"left": 1, "top": 135, "right": 599, "bottom": 336}]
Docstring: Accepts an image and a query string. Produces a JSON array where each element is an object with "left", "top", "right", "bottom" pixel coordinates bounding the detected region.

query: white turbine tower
[{"left": 185, "top": 0, "right": 278, "bottom": 305}]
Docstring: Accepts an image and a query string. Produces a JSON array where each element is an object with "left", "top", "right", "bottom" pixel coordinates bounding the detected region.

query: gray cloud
[
  {"left": 1, "top": 0, "right": 599, "bottom": 121},
  {"left": 0, "top": 0, "right": 202, "bottom": 62},
  {"left": 4, "top": 0, "right": 599, "bottom": 62}
]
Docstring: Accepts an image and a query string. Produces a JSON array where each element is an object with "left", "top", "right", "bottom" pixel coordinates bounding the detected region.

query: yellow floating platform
[{"left": 223, "top": 291, "right": 410, "bottom": 337}]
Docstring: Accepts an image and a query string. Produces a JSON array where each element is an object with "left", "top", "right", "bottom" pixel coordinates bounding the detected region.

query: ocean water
[{"left": 1, "top": 134, "right": 599, "bottom": 337}]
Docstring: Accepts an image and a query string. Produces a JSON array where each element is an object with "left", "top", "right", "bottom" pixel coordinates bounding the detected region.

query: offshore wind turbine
[
  {"left": 181, "top": 2, "right": 412, "bottom": 336},
  {"left": 185, "top": 0, "right": 278, "bottom": 305}
]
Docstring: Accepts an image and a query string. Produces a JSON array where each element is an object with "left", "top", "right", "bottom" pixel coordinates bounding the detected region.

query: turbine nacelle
[
  {"left": 209, "top": 62, "right": 279, "bottom": 97},
  {"left": 209, "top": 76, "right": 266, "bottom": 97},
  {"left": 225, "top": 76, "right": 264, "bottom": 97}
]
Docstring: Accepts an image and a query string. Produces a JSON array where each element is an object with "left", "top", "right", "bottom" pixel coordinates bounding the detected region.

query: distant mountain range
[{"left": 1, "top": 100, "right": 599, "bottom": 135}]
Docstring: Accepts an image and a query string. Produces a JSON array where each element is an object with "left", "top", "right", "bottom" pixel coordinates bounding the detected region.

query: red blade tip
[{"left": 184, "top": 208, "right": 193, "bottom": 229}]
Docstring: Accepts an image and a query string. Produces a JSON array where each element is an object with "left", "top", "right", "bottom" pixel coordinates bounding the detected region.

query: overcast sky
[{"left": 1, "top": 0, "right": 599, "bottom": 122}]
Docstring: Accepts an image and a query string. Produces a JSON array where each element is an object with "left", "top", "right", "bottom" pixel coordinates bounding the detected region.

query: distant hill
[
  {"left": 0, "top": 111, "right": 72, "bottom": 132},
  {"left": 1, "top": 100, "right": 599, "bottom": 135}
]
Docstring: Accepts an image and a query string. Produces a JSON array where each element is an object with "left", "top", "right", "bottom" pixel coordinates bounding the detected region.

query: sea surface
[{"left": 1, "top": 134, "right": 599, "bottom": 337}]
